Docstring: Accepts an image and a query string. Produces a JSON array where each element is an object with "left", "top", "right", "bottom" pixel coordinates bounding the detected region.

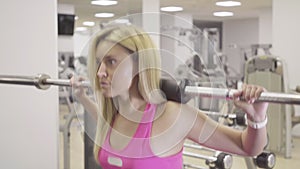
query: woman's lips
[{"left": 100, "top": 81, "right": 110, "bottom": 88}]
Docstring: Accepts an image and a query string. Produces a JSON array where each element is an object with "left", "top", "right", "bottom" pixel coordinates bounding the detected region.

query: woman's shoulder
[
  {"left": 157, "top": 100, "right": 201, "bottom": 123},
  {"left": 166, "top": 101, "right": 182, "bottom": 111},
  {"left": 153, "top": 101, "right": 197, "bottom": 140},
  {"left": 156, "top": 101, "right": 183, "bottom": 120}
]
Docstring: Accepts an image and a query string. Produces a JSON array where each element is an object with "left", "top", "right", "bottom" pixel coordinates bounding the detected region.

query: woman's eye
[{"left": 107, "top": 59, "right": 116, "bottom": 65}]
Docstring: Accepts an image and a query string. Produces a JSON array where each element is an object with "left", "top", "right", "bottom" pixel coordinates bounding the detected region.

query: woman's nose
[{"left": 97, "top": 64, "right": 107, "bottom": 78}]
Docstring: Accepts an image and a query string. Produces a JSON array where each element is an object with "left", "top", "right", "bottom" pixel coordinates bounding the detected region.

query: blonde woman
[{"left": 71, "top": 25, "right": 268, "bottom": 169}]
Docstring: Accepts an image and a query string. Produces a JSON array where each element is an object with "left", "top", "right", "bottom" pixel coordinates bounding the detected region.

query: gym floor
[{"left": 59, "top": 104, "right": 300, "bottom": 169}]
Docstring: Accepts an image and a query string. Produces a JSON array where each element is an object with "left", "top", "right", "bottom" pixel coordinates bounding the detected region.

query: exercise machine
[{"left": 244, "top": 45, "right": 293, "bottom": 158}]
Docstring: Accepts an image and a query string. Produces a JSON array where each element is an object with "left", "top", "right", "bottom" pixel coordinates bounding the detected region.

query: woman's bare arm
[
  {"left": 184, "top": 84, "right": 268, "bottom": 156},
  {"left": 70, "top": 76, "right": 98, "bottom": 119}
]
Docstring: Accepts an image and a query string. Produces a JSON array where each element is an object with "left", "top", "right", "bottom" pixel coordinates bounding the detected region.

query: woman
[{"left": 71, "top": 25, "right": 268, "bottom": 169}]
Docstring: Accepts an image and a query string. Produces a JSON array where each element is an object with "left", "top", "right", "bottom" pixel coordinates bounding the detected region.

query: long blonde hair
[{"left": 87, "top": 25, "right": 166, "bottom": 162}]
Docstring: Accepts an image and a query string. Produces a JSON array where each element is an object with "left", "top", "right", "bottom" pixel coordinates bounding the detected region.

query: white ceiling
[{"left": 58, "top": 0, "right": 272, "bottom": 28}]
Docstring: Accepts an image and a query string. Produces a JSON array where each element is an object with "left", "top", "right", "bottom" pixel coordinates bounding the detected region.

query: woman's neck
[{"left": 115, "top": 80, "right": 147, "bottom": 122}]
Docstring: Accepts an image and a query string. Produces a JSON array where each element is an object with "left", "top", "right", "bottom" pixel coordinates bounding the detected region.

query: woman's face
[{"left": 96, "top": 41, "right": 136, "bottom": 98}]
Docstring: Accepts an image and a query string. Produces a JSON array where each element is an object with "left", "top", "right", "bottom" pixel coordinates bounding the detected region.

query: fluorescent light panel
[
  {"left": 91, "top": 0, "right": 118, "bottom": 6},
  {"left": 83, "top": 21, "right": 95, "bottom": 26},
  {"left": 160, "top": 6, "right": 183, "bottom": 12},
  {"left": 213, "top": 11, "right": 234, "bottom": 17},
  {"left": 95, "top": 13, "right": 115, "bottom": 18},
  {"left": 216, "top": 1, "right": 241, "bottom": 7},
  {"left": 114, "top": 19, "right": 130, "bottom": 24}
]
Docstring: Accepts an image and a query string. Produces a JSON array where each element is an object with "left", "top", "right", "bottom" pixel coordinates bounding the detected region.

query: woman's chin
[{"left": 101, "top": 91, "right": 113, "bottom": 98}]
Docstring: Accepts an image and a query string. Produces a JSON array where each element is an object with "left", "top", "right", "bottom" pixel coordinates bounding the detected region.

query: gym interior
[{"left": 0, "top": 0, "right": 300, "bottom": 169}]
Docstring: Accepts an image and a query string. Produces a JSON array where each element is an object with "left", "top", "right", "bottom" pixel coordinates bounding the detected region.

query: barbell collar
[{"left": 34, "top": 74, "right": 51, "bottom": 90}]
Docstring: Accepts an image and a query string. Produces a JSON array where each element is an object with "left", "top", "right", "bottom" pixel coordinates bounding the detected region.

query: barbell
[
  {"left": 1, "top": 73, "right": 300, "bottom": 105},
  {"left": 0, "top": 74, "right": 90, "bottom": 90}
]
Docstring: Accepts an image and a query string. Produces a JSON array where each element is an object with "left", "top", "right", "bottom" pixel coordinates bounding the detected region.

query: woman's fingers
[
  {"left": 232, "top": 90, "right": 242, "bottom": 100},
  {"left": 240, "top": 84, "right": 264, "bottom": 103},
  {"left": 70, "top": 75, "right": 85, "bottom": 87},
  {"left": 233, "top": 84, "right": 265, "bottom": 105},
  {"left": 69, "top": 74, "right": 88, "bottom": 98},
  {"left": 233, "top": 84, "right": 268, "bottom": 121}
]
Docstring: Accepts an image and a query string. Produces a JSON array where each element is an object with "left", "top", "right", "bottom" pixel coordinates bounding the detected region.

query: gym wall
[{"left": 0, "top": 0, "right": 59, "bottom": 169}]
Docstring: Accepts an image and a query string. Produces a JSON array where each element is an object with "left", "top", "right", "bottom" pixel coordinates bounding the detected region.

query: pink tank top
[{"left": 98, "top": 103, "right": 183, "bottom": 169}]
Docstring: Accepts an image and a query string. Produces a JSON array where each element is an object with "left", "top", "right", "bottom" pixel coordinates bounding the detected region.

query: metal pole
[
  {"left": 183, "top": 151, "right": 232, "bottom": 169},
  {"left": 244, "top": 157, "right": 257, "bottom": 169},
  {"left": 44, "top": 78, "right": 90, "bottom": 88},
  {"left": 0, "top": 75, "right": 37, "bottom": 86},
  {"left": 183, "top": 163, "right": 207, "bottom": 169},
  {"left": 185, "top": 86, "right": 300, "bottom": 105},
  {"left": 184, "top": 143, "right": 217, "bottom": 153},
  {"left": 0, "top": 74, "right": 90, "bottom": 89},
  {"left": 1, "top": 74, "right": 300, "bottom": 105},
  {"left": 183, "top": 151, "right": 217, "bottom": 162}
]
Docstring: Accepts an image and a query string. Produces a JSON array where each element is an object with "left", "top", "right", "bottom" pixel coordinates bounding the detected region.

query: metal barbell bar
[
  {"left": 0, "top": 73, "right": 90, "bottom": 90},
  {"left": 185, "top": 86, "right": 300, "bottom": 105},
  {"left": 1, "top": 73, "right": 300, "bottom": 105}
]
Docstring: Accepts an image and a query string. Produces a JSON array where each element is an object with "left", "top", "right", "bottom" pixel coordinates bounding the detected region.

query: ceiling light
[
  {"left": 91, "top": 0, "right": 118, "bottom": 6},
  {"left": 114, "top": 19, "right": 130, "bottom": 24},
  {"left": 160, "top": 6, "right": 183, "bottom": 12},
  {"left": 216, "top": 1, "right": 241, "bottom": 7},
  {"left": 95, "top": 13, "right": 115, "bottom": 18},
  {"left": 75, "top": 16, "right": 79, "bottom": 20},
  {"left": 83, "top": 21, "right": 95, "bottom": 26},
  {"left": 213, "top": 11, "right": 234, "bottom": 17},
  {"left": 75, "top": 27, "right": 88, "bottom": 32}
]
